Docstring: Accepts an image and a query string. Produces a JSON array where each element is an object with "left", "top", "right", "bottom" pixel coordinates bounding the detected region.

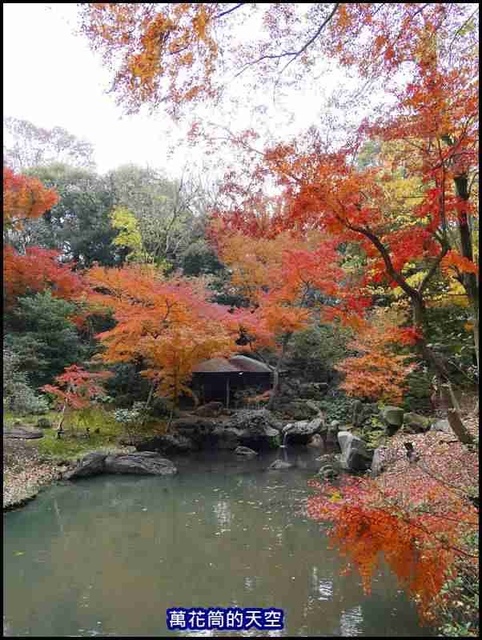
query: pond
[{"left": 3, "top": 448, "right": 432, "bottom": 637}]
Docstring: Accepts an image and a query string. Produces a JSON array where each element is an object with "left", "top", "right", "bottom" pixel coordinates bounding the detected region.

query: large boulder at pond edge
[
  {"left": 337, "top": 431, "right": 373, "bottom": 472},
  {"left": 105, "top": 452, "right": 177, "bottom": 475},
  {"left": 135, "top": 433, "right": 195, "bottom": 455},
  {"left": 402, "top": 412, "right": 431, "bottom": 434},
  {"left": 225, "top": 409, "right": 282, "bottom": 449},
  {"left": 282, "top": 417, "right": 325, "bottom": 445},
  {"left": 63, "top": 452, "right": 107, "bottom": 479},
  {"left": 64, "top": 451, "right": 177, "bottom": 479},
  {"left": 380, "top": 406, "right": 404, "bottom": 433}
]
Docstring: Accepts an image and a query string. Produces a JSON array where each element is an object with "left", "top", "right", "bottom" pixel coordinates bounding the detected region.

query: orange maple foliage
[
  {"left": 335, "top": 309, "right": 419, "bottom": 404},
  {"left": 85, "top": 264, "right": 237, "bottom": 403},
  {"left": 79, "top": 3, "right": 220, "bottom": 115},
  {"left": 212, "top": 226, "right": 346, "bottom": 351},
  {"left": 81, "top": 2, "right": 478, "bottom": 399},
  {"left": 307, "top": 442, "right": 478, "bottom": 622},
  {"left": 3, "top": 245, "right": 84, "bottom": 308},
  {"left": 3, "top": 166, "right": 59, "bottom": 230},
  {"left": 80, "top": 5, "right": 476, "bottom": 122}
]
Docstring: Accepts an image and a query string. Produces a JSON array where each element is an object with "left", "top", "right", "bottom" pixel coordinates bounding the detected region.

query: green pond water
[{"left": 3, "top": 449, "right": 432, "bottom": 637}]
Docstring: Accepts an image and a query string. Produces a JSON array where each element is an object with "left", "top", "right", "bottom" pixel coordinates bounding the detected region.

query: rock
[
  {"left": 316, "top": 452, "right": 342, "bottom": 470},
  {"left": 36, "top": 418, "right": 52, "bottom": 429},
  {"left": 380, "top": 406, "right": 404, "bottom": 433},
  {"left": 64, "top": 452, "right": 107, "bottom": 479},
  {"left": 211, "top": 426, "right": 243, "bottom": 450},
  {"left": 118, "top": 435, "right": 143, "bottom": 447},
  {"left": 234, "top": 446, "right": 258, "bottom": 458},
  {"left": 135, "top": 433, "right": 195, "bottom": 455},
  {"left": 316, "top": 452, "right": 342, "bottom": 479},
  {"left": 172, "top": 415, "right": 216, "bottom": 433},
  {"left": 279, "top": 399, "right": 319, "bottom": 421},
  {"left": 226, "top": 409, "right": 282, "bottom": 449},
  {"left": 3, "top": 427, "right": 44, "bottom": 439},
  {"left": 282, "top": 417, "right": 325, "bottom": 445},
  {"left": 318, "top": 464, "right": 339, "bottom": 480},
  {"left": 104, "top": 452, "right": 177, "bottom": 475},
  {"left": 351, "top": 399, "right": 375, "bottom": 427},
  {"left": 337, "top": 430, "right": 373, "bottom": 472},
  {"left": 298, "top": 382, "right": 329, "bottom": 399},
  {"left": 305, "top": 400, "right": 324, "bottom": 415},
  {"left": 430, "top": 418, "right": 453, "bottom": 434},
  {"left": 307, "top": 434, "right": 324, "bottom": 448},
  {"left": 325, "top": 420, "right": 341, "bottom": 443},
  {"left": 193, "top": 401, "right": 225, "bottom": 417},
  {"left": 268, "top": 459, "right": 293, "bottom": 470},
  {"left": 370, "top": 446, "right": 387, "bottom": 477},
  {"left": 403, "top": 412, "right": 431, "bottom": 434},
  {"left": 170, "top": 415, "right": 216, "bottom": 448}
]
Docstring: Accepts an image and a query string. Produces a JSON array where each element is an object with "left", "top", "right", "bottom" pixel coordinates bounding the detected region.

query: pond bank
[{"left": 3, "top": 438, "right": 63, "bottom": 511}]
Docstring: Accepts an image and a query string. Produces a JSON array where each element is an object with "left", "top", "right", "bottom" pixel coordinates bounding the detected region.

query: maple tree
[
  {"left": 211, "top": 224, "right": 346, "bottom": 405},
  {"left": 335, "top": 308, "right": 418, "bottom": 405},
  {"left": 3, "top": 245, "right": 84, "bottom": 309},
  {"left": 3, "top": 166, "right": 59, "bottom": 233},
  {"left": 80, "top": 3, "right": 478, "bottom": 362},
  {"left": 306, "top": 435, "right": 478, "bottom": 623},
  {"left": 42, "top": 365, "right": 113, "bottom": 435},
  {"left": 85, "top": 264, "right": 237, "bottom": 407}
]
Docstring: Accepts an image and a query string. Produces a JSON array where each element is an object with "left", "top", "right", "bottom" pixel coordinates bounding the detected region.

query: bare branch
[
  {"left": 214, "top": 3, "right": 248, "bottom": 20},
  {"left": 234, "top": 3, "right": 339, "bottom": 79}
]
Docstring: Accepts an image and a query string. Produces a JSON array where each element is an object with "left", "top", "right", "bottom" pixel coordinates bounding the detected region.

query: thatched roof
[
  {"left": 192, "top": 357, "right": 240, "bottom": 373},
  {"left": 192, "top": 355, "right": 272, "bottom": 374},
  {"left": 229, "top": 355, "right": 273, "bottom": 373}
]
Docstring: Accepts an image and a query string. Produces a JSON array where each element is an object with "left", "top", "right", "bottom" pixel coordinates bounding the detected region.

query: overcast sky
[
  {"left": 3, "top": 3, "right": 377, "bottom": 178},
  {"left": 3, "top": 3, "right": 189, "bottom": 175}
]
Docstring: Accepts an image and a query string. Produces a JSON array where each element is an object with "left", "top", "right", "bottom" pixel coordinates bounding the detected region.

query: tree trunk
[
  {"left": 440, "top": 383, "right": 474, "bottom": 445},
  {"left": 267, "top": 333, "right": 291, "bottom": 411},
  {"left": 454, "top": 174, "right": 479, "bottom": 377},
  {"left": 411, "top": 294, "right": 473, "bottom": 445},
  {"left": 56, "top": 401, "right": 67, "bottom": 438}
]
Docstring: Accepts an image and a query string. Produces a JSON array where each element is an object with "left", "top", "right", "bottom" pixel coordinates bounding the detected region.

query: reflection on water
[
  {"left": 340, "top": 605, "right": 363, "bottom": 636},
  {"left": 3, "top": 449, "right": 432, "bottom": 637}
]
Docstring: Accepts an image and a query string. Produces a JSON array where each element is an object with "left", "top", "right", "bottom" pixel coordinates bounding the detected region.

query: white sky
[
  {"left": 3, "top": 3, "right": 187, "bottom": 175},
  {"left": 3, "top": 3, "right": 379, "bottom": 178}
]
